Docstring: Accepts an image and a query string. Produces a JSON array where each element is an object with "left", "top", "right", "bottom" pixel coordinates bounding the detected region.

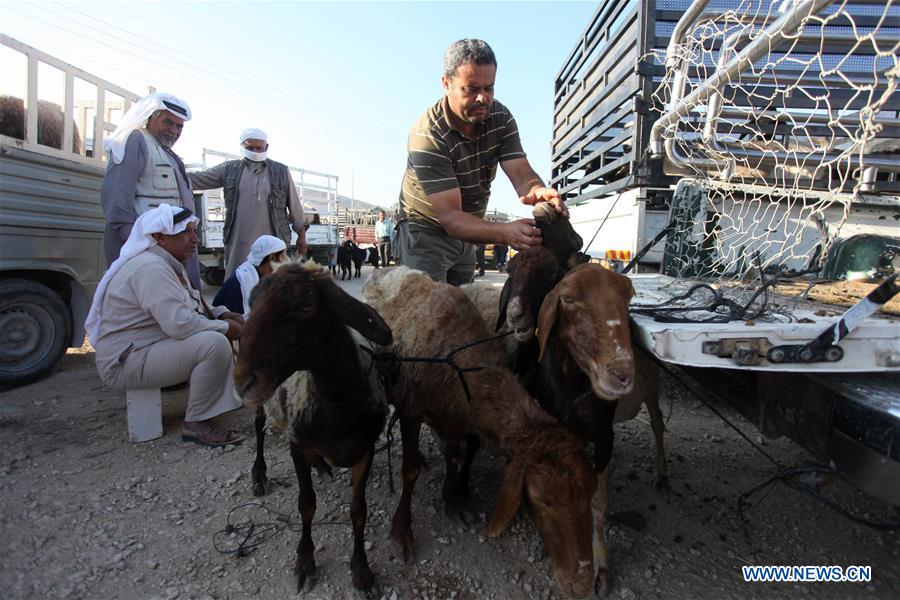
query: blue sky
[{"left": 0, "top": 1, "right": 598, "bottom": 215}]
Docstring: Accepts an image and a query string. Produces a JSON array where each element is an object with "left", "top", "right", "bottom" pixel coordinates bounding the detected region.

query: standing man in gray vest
[
  {"left": 100, "top": 92, "right": 202, "bottom": 290},
  {"left": 190, "top": 128, "right": 307, "bottom": 278},
  {"left": 397, "top": 39, "right": 568, "bottom": 285}
]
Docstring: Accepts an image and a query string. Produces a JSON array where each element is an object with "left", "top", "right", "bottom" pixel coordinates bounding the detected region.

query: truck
[
  {"left": 553, "top": 0, "right": 900, "bottom": 507},
  {"left": 190, "top": 148, "right": 341, "bottom": 285},
  {"left": 0, "top": 34, "right": 141, "bottom": 386}
]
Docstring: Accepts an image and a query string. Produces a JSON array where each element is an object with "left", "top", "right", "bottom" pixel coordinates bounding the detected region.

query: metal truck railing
[{"left": 1, "top": 33, "right": 140, "bottom": 165}]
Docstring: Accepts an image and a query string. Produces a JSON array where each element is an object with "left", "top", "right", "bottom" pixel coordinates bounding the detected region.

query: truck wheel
[
  {"left": 0, "top": 279, "right": 71, "bottom": 386},
  {"left": 202, "top": 267, "right": 225, "bottom": 287}
]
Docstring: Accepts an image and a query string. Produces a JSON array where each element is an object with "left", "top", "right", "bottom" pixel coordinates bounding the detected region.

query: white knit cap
[
  {"left": 235, "top": 235, "right": 286, "bottom": 318},
  {"left": 240, "top": 128, "right": 268, "bottom": 143}
]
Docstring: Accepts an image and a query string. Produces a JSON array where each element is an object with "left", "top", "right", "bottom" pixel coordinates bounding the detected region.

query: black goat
[
  {"left": 337, "top": 241, "right": 353, "bottom": 280},
  {"left": 235, "top": 261, "right": 393, "bottom": 595}
]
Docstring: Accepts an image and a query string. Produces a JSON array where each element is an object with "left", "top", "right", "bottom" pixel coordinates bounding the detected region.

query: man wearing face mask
[
  {"left": 396, "top": 38, "right": 567, "bottom": 285},
  {"left": 190, "top": 128, "right": 307, "bottom": 278},
  {"left": 100, "top": 92, "right": 202, "bottom": 290}
]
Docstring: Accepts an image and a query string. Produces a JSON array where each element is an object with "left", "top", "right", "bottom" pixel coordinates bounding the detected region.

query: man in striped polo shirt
[{"left": 396, "top": 38, "right": 568, "bottom": 285}]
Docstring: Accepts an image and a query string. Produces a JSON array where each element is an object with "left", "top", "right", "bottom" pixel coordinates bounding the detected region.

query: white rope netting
[{"left": 650, "top": 0, "right": 899, "bottom": 283}]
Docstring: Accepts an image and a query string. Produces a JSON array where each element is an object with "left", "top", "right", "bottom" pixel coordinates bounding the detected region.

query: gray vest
[
  {"left": 134, "top": 130, "right": 184, "bottom": 215},
  {"left": 222, "top": 159, "right": 291, "bottom": 244}
]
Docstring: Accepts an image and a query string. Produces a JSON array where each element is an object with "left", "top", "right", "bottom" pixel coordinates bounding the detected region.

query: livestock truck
[
  {"left": 190, "top": 148, "right": 341, "bottom": 285},
  {"left": 554, "top": 0, "right": 899, "bottom": 507},
  {"left": 0, "top": 34, "right": 141, "bottom": 386}
]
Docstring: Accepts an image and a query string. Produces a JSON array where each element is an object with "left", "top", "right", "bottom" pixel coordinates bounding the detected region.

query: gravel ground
[{"left": 1, "top": 266, "right": 897, "bottom": 600}]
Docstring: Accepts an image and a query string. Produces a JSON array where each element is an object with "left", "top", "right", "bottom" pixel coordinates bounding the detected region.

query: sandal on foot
[{"left": 182, "top": 423, "right": 244, "bottom": 447}]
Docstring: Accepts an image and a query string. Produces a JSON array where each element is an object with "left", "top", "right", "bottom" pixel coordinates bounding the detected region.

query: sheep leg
[
  {"left": 349, "top": 448, "right": 379, "bottom": 594},
  {"left": 251, "top": 407, "right": 268, "bottom": 496},
  {"left": 456, "top": 433, "right": 481, "bottom": 503},
  {"left": 289, "top": 442, "right": 318, "bottom": 593},
  {"left": 441, "top": 440, "right": 464, "bottom": 520},
  {"left": 390, "top": 419, "right": 422, "bottom": 564},
  {"left": 646, "top": 395, "right": 669, "bottom": 490},
  {"left": 592, "top": 467, "right": 610, "bottom": 597}
]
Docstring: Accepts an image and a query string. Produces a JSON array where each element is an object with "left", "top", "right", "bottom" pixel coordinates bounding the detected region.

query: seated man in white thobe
[{"left": 86, "top": 204, "right": 245, "bottom": 447}]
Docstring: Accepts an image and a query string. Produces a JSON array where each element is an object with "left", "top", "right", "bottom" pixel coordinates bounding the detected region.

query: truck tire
[
  {"left": 0, "top": 279, "right": 71, "bottom": 387},
  {"left": 201, "top": 266, "right": 225, "bottom": 287}
]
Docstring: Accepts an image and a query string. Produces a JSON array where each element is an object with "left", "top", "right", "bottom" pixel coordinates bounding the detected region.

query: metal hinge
[{"left": 701, "top": 338, "right": 773, "bottom": 366}]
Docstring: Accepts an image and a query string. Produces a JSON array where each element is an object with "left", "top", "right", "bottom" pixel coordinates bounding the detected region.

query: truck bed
[{"left": 629, "top": 274, "right": 900, "bottom": 373}]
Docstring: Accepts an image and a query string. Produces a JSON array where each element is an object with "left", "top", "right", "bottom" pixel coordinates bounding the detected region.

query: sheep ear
[
  {"left": 487, "top": 459, "right": 526, "bottom": 537},
  {"left": 496, "top": 276, "right": 513, "bottom": 332},
  {"left": 316, "top": 277, "right": 393, "bottom": 346},
  {"left": 536, "top": 284, "right": 561, "bottom": 361}
]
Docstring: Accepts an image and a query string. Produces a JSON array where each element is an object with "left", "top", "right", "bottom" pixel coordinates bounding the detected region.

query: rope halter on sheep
[{"left": 359, "top": 329, "right": 514, "bottom": 493}]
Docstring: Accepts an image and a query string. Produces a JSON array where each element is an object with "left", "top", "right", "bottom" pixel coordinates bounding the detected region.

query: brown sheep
[
  {"left": 0, "top": 95, "right": 82, "bottom": 153},
  {"left": 363, "top": 266, "right": 598, "bottom": 600},
  {"left": 233, "top": 261, "right": 393, "bottom": 595}
]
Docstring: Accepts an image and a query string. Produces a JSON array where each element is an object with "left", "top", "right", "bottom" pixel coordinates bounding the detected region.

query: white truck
[
  {"left": 553, "top": 0, "right": 900, "bottom": 507},
  {"left": 189, "top": 148, "right": 340, "bottom": 285},
  {"left": 0, "top": 34, "right": 141, "bottom": 385}
]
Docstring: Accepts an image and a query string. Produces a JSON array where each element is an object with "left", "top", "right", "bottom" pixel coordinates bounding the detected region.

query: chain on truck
[{"left": 554, "top": 0, "right": 899, "bottom": 509}]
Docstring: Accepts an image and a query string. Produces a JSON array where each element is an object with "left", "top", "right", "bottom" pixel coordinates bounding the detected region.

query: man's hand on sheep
[
  {"left": 223, "top": 319, "right": 243, "bottom": 341},
  {"left": 519, "top": 186, "right": 569, "bottom": 218},
  {"left": 219, "top": 311, "right": 245, "bottom": 324},
  {"left": 505, "top": 219, "right": 544, "bottom": 251}
]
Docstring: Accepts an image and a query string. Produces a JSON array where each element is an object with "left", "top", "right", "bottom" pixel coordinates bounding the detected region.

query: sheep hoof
[
  {"left": 251, "top": 479, "right": 268, "bottom": 497},
  {"left": 655, "top": 475, "right": 670, "bottom": 492},
  {"left": 294, "top": 557, "right": 317, "bottom": 593},
  {"left": 389, "top": 533, "right": 415, "bottom": 564},
  {"left": 351, "top": 570, "right": 379, "bottom": 597},
  {"left": 595, "top": 568, "right": 610, "bottom": 597}
]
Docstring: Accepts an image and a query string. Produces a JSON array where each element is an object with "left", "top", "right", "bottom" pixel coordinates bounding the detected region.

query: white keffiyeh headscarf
[
  {"left": 85, "top": 204, "right": 198, "bottom": 343},
  {"left": 104, "top": 92, "right": 192, "bottom": 164},
  {"left": 235, "top": 235, "right": 286, "bottom": 319}
]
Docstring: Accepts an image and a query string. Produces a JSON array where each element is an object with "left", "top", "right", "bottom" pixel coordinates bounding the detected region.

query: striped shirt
[{"left": 399, "top": 97, "right": 526, "bottom": 231}]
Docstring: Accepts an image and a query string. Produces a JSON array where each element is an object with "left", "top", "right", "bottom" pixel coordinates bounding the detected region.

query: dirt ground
[{"left": 1, "top": 266, "right": 897, "bottom": 600}]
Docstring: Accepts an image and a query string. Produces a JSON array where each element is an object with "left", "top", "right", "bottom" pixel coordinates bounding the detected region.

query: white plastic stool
[{"left": 126, "top": 388, "right": 163, "bottom": 442}]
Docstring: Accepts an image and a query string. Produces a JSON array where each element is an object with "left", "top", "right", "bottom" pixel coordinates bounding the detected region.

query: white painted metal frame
[{"left": 1, "top": 34, "right": 140, "bottom": 166}]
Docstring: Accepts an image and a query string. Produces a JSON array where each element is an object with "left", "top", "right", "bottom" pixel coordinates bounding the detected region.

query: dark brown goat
[
  {"left": 497, "top": 207, "right": 667, "bottom": 594},
  {"left": 500, "top": 249, "right": 667, "bottom": 485},
  {"left": 363, "top": 267, "right": 598, "bottom": 600},
  {"left": 234, "top": 261, "right": 392, "bottom": 595}
]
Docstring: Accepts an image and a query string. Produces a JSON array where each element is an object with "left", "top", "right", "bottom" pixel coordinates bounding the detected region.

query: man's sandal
[{"left": 181, "top": 423, "right": 244, "bottom": 447}]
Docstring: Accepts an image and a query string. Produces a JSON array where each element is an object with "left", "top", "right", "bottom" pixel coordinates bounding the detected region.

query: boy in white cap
[
  {"left": 212, "top": 234, "right": 287, "bottom": 318},
  {"left": 190, "top": 128, "right": 307, "bottom": 278}
]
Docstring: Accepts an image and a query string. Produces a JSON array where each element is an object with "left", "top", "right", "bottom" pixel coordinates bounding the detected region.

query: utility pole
[{"left": 351, "top": 169, "right": 355, "bottom": 211}]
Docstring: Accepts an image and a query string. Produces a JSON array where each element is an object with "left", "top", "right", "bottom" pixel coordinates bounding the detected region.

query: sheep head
[
  {"left": 234, "top": 261, "right": 392, "bottom": 406},
  {"left": 537, "top": 263, "right": 635, "bottom": 399},
  {"left": 487, "top": 415, "right": 597, "bottom": 600},
  {"left": 532, "top": 202, "right": 590, "bottom": 270},
  {"left": 498, "top": 246, "right": 564, "bottom": 341}
]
